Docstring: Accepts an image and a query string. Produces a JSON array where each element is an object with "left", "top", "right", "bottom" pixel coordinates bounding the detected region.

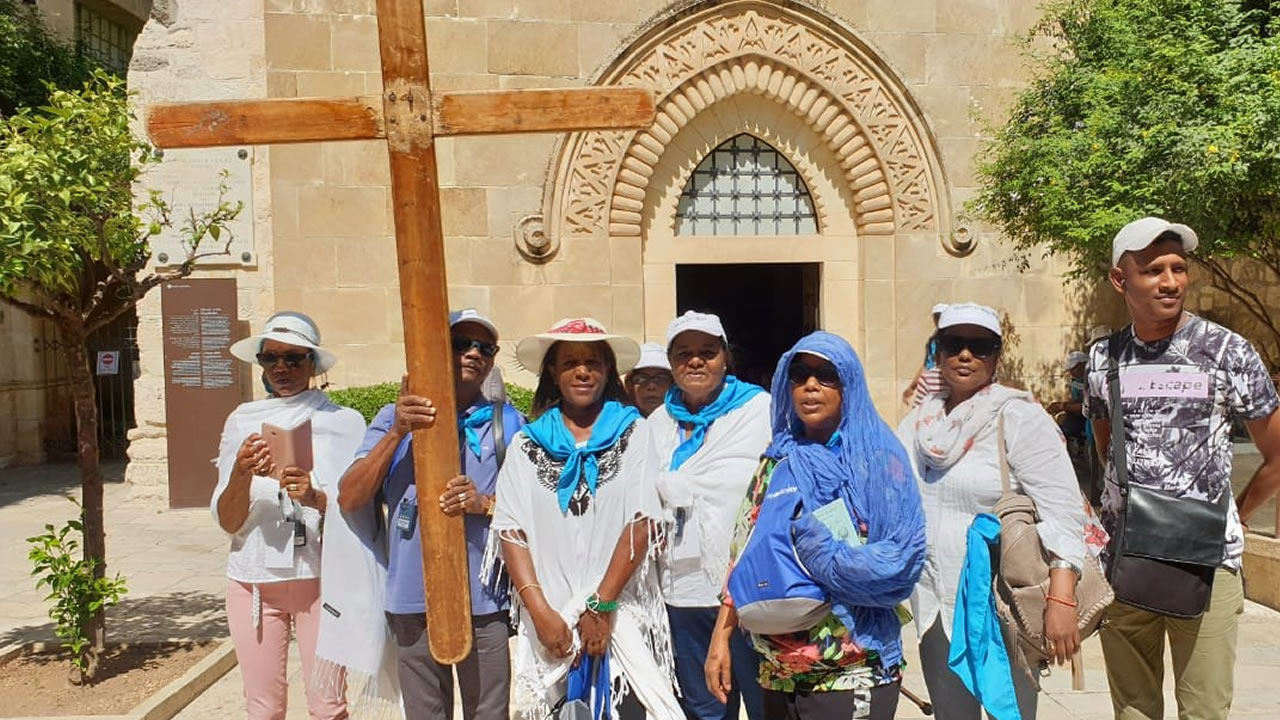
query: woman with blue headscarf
[
  {"left": 648, "top": 311, "right": 772, "bottom": 720},
  {"left": 485, "top": 318, "right": 682, "bottom": 720},
  {"left": 706, "top": 332, "right": 926, "bottom": 720}
]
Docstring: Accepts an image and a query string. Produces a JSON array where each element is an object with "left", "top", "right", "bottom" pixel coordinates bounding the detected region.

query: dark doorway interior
[{"left": 675, "top": 263, "right": 820, "bottom": 389}]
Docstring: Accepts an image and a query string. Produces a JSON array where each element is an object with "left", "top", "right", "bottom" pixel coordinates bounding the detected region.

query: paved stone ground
[{"left": 1, "top": 458, "right": 1278, "bottom": 719}]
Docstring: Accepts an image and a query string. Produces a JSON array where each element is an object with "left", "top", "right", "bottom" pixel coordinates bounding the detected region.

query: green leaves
[
  {"left": 975, "top": 0, "right": 1280, "bottom": 276},
  {"left": 26, "top": 498, "right": 127, "bottom": 678}
]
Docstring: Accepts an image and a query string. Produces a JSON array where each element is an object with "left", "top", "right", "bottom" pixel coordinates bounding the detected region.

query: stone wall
[
  {"left": 0, "top": 307, "right": 73, "bottom": 467},
  {"left": 124, "top": 0, "right": 273, "bottom": 497}
]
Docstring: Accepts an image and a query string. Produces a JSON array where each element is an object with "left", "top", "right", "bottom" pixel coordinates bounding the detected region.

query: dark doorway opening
[{"left": 675, "top": 263, "right": 820, "bottom": 389}]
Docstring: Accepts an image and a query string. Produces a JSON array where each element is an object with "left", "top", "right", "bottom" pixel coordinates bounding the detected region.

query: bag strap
[
  {"left": 493, "top": 401, "right": 509, "bottom": 468},
  {"left": 997, "top": 411, "right": 1011, "bottom": 494},
  {"left": 1105, "top": 331, "right": 1130, "bottom": 495}
]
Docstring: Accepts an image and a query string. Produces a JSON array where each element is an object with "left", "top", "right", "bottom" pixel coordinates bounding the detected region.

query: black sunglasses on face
[
  {"left": 256, "top": 351, "right": 312, "bottom": 369},
  {"left": 452, "top": 337, "right": 499, "bottom": 358},
  {"left": 936, "top": 334, "right": 1002, "bottom": 359},
  {"left": 787, "top": 361, "right": 842, "bottom": 388}
]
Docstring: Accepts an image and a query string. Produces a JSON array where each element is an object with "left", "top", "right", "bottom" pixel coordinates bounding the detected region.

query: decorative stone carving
[
  {"left": 514, "top": 214, "right": 556, "bottom": 262},
  {"left": 540, "top": 0, "right": 961, "bottom": 255}
]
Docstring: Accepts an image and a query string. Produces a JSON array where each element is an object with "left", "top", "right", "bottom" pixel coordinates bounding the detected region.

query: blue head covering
[{"left": 768, "top": 331, "right": 926, "bottom": 668}]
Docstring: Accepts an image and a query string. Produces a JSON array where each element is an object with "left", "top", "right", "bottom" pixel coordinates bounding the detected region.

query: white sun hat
[
  {"left": 1111, "top": 216, "right": 1199, "bottom": 267},
  {"left": 665, "top": 310, "right": 727, "bottom": 347},
  {"left": 449, "top": 307, "right": 499, "bottom": 340},
  {"left": 633, "top": 342, "right": 671, "bottom": 372},
  {"left": 1064, "top": 351, "right": 1089, "bottom": 371},
  {"left": 229, "top": 311, "right": 337, "bottom": 375},
  {"left": 937, "top": 303, "right": 1002, "bottom": 337},
  {"left": 516, "top": 317, "right": 642, "bottom": 375}
]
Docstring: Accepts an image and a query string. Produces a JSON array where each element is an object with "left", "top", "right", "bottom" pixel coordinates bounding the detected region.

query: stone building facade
[{"left": 121, "top": 0, "right": 1106, "bottom": 496}]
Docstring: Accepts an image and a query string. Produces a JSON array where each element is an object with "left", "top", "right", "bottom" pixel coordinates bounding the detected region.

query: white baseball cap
[
  {"left": 633, "top": 342, "right": 671, "bottom": 372},
  {"left": 666, "top": 310, "right": 727, "bottom": 347},
  {"left": 937, "top": 303, "right": 1002, "bottom": 337},
  {"left": 229, "top": 311, "right": 337, "bottom": 375},
  {"left": 931, "top": 303, "right": 950, "bottom": 317},
  {"left": 449, "top": 307, "right": 498, "bottom": 340},
  {"left": 1111, "top": 217, "right": 1198, "bottom": 267},
  {"left": 1064, "top": 351, "right": 1088, "bottom": 371}
]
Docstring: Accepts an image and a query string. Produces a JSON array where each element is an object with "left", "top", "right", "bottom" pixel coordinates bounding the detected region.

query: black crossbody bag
[{"left": 1105, "top": 333, "right": 1228, "bottom": 618}]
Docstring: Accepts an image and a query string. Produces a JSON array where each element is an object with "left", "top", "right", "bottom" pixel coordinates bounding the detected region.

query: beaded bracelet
[{"left": 585, "top": 592, "right": 618, "bottom": 613}]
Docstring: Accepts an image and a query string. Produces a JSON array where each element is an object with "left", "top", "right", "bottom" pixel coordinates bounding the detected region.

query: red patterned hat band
[{"left": 549, "top": 319, "right": 606, "bottom": 335}]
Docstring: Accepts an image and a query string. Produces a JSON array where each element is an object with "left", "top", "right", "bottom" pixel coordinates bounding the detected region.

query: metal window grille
[
  {"left": 76, "top": 3, "right": 135, "bottom": 76},
  {"left": 676, "top": 134, "right": 818, "bottom": 236}
]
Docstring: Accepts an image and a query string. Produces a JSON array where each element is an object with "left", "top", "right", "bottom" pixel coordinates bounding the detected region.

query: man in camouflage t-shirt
[{"left": 1086, "top": 217, "right": 1280, "bottom": 720}]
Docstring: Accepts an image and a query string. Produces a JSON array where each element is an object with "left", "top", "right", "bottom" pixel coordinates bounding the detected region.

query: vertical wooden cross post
[{"left": 147, "top": 0, "right": 654, "bottom": 663}]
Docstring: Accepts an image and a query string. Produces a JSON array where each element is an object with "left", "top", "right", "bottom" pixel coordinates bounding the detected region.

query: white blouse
[{"left": 896, "top": 399, "right": 1087, "bottom": 640}]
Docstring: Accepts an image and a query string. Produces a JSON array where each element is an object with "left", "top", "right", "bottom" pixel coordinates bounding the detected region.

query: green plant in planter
[
  {"left": 26, "top": 499, "right": 128, "bottom": 682},
  {"left": 329, "top": 381, "right": 535, "bottom": 421}
]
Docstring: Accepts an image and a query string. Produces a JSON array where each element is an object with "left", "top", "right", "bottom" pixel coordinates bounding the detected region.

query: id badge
[
  {"left": 293, "top": 520, "right": 306, "bottom": 548},
  {"left": 396, "top": 498, "right": 418, "bottom": 537}
]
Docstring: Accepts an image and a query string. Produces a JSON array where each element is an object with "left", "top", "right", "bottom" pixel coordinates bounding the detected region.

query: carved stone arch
[{"left": 518, "top": 0, "right": 966, "bottom": 262}]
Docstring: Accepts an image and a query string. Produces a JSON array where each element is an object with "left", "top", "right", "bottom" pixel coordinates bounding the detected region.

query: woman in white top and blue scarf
[
  {"left": 487, "top": 318, "right": 682, "bottom": 720},
  {"left": 648, "top": 311, "right": 771, "bottom": 720}
]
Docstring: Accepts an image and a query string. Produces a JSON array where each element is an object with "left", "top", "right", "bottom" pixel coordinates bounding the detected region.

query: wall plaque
[
  {"left": 145, "top": 147, "right": 255, "bottom": 267},
  {"left": 161, "top": 278, "right": 243, "bottom": 509}
]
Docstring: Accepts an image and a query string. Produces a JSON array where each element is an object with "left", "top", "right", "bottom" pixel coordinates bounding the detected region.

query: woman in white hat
[
  {"left": 212, "top": 311, "right": 367, "bottom": 720},
  {"left": 625, "top": 342, "right": 674, "bottom": 417},
  {"left": 648, "top": 311, "right": 771, "bottom": 720},
  {"left": 895, "top": 303, "right": 1088, "bottom": 720},
  {"left": 484, "top": 318, "right": 682, "bottom": 720}
]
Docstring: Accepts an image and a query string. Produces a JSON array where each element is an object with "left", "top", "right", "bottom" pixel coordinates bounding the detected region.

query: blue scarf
[
  {"left": 765, "top": 331, "right": 925, "bottom": 668},
  {"left": 458, "top": 404, "right": 493, "bottom": 459},
  {"left": 949, "top": 513, "right": 1022, "bottom": 720},
  {"left": 665, "top": 375, "right": 763, "bottom": 470},
  {"left": 523, "top": 400, "right": 640, "bottom": 513}
]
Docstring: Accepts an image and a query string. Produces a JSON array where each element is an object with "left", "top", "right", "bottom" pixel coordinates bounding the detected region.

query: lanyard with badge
[
  {"left": 395, "top": 491, "right": 418, "bottom": 538},
  {"left": 279, "top": 492, "right": 307, "bottom": 547}
]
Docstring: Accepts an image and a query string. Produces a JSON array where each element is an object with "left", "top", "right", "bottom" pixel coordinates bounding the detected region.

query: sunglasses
[
  {"left": 452, "top": 337, "right": 499, "bottom": 358},
  {"left": 256, "top": 351, "right": 312, "bottom": 369},
  {"left": 787, "top": 361, "right": 842, "bottom": 388},
  {"left": 936, "top": 334, "right": 1002, "bottom": 359}
]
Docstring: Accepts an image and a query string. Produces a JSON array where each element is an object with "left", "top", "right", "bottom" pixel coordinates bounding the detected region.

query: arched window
[{"left": 675, "top": 134, "right": 818, "bottom": 236}]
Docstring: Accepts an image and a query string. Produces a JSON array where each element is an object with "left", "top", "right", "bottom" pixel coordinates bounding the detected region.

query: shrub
[
  {"left": 329, "top": 381, "right": 535, "bottom": 422},
  {"left": 26, "top": 499, "right": 128, "bottom": 682}
]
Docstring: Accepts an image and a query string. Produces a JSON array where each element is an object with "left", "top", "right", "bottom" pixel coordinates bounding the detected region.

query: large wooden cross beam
[{"left": 147, "top": 0, "right": 654, "bottom": 664}]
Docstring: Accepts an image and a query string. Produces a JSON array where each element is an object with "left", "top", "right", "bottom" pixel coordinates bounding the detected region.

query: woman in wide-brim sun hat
[
  {"left": 484, "top": 317, "right": 682, "bottom": 720},
  {"left": 214, "top": 311, "right": 399, "bottom": 719}
]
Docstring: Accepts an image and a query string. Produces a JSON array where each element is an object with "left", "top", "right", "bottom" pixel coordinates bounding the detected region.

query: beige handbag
[{"left": 992, "top": 413, "right": 1113, "bottom": 675}]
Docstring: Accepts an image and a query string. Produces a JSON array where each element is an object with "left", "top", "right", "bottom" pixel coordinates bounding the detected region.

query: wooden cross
[{"left": 147, "top": 1, "right": 654, "bottom": 664}]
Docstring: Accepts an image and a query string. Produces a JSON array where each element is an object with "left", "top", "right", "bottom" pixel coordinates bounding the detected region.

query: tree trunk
[{"left": 62, "top": 321, "right": 105, "bottom": 678}]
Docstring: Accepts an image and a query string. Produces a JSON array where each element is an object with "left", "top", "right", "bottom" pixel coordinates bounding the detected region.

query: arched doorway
[{"left": 528, "top": 0, "right": 958, "bottom": 410}]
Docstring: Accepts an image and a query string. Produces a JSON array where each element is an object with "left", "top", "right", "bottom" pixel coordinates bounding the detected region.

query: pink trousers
[{"left": 225, "top": 579, "right": 347, "bottom": 720}]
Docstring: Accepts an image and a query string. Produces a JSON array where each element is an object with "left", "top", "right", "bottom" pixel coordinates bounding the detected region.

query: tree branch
[{"left": 0, "top": 293, "right": 59, "bottom": 321}]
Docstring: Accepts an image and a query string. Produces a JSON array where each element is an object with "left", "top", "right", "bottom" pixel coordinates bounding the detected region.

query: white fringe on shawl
[{"left": 481, "top": 423, "right": 681, "bottom": 720}]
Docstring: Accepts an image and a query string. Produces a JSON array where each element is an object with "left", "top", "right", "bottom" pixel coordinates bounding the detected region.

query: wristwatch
[{"left": 1049, "top": 558, "right": 1081, "bottom": 576}]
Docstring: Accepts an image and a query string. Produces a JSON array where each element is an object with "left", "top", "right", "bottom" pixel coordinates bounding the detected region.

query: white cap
[
  {"left": 633, "top": 342, "right": 671, "bottom": 372},
  {"left": 449, "top": 307, "right": 498, "bottom": 340},
  {"left": 1111, "top": 217, "right": 1198, "bottom": 267},
  {"left": 938, "top": 302, "right": 1002, "bottom": 337},
  {"left": 229, "top": 311, "right": 337, "bottom": 375},
  {"left": 931, "top": 303, "right": 950, "bottom": 317},
  {"left": 1064, "top": 351, "right": 1088, "bottom": 371},
  {"left": 1087, "top": 324, "right": 1113, "bottom": 346},
  {"left": 666, "top": 310, "right": 727, "bottom": 347}
]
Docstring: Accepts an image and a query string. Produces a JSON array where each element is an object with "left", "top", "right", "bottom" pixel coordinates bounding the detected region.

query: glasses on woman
[
  {"left": 936, "top": 334, "right": 1002, "bottom": 359},
  {"left": 630, "top": 371, "right": 671, "bottom": 388},
  {"left": 256, "top": 351, "right": 312, "bottom": 368},
  {"left": 787, "top": 360, "right": 842, "bottom": 388},
  {"left": 451, "top": 337, "right": 499, "bottom": 358}
]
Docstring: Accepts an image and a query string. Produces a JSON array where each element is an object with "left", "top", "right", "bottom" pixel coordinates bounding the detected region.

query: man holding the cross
[{"left": 339, "top": 309, "right": 523, "bottom": 720}]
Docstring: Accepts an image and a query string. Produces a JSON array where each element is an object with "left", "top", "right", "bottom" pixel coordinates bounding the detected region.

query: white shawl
[
  {"left": 647, "top": 393, "right": 772, "bottom": 606},
  {"left": 483, "top": 421, "right": 682, "bottom": 720}
]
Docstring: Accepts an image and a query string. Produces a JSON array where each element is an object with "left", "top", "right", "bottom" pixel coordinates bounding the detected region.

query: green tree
[
  {"left": 973, "top": 0, "right": 1280, "bottom": 369},
  {"left": 0, "top": 72, "right": 240, "bottom": 678},
  {"left": 0, "top": 0, "right": 93, "bottom": 115}
]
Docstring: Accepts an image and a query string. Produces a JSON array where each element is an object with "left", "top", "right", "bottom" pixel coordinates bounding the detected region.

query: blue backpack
[{"left": 727, "top": 459, "right": 831, "bottom": 635}]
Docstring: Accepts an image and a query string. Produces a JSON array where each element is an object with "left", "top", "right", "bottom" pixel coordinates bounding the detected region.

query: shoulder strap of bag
[
  {"left": 997, "top": 411, "right": 1011, "bottom": 494},
  {"left": 1106, "top": 331, "right": 1130, "bottom": 494},
  {"left": 493, "top": 400, "right": 508, "bottom": 467}
]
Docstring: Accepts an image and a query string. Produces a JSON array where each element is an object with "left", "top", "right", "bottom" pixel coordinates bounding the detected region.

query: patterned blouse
[{"left": 724, "top": 457, "right": 900, "bottom": 693}]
